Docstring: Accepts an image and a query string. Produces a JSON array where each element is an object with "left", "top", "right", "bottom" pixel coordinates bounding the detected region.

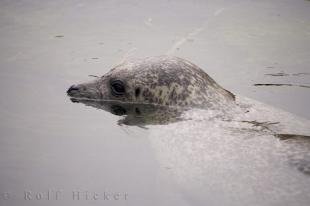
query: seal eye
[{"left": 111, "top": 80, "right": 125, "bottom": 96}]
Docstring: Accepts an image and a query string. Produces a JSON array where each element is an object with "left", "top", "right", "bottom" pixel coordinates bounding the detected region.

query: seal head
[{"left": 67, "top": 56, "right": 235, "bottom": 109}]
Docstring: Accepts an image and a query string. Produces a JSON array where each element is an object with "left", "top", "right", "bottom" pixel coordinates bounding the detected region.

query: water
[{"left": 1, "top": 0, "right": 310, "bottom": 205}]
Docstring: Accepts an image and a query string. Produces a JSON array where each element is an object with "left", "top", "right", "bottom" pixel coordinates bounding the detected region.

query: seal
[
  {"left": 66, "top": 55, "right": 310, "bottom": 179},
  {"left": 67, "top": 56, "right": 235, "bottom": 109},
  {"left": 66, "top": 56, "right": 310, "bottom": 201}
]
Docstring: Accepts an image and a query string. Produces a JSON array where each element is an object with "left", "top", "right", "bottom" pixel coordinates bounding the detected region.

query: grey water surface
[{"left": 1, "top": 0, "right": 310, "bottom": 206}]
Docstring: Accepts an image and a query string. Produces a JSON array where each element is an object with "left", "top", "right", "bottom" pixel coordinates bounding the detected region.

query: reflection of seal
[
  {"left": 67, "top": 56, "right": 235, "bottom": 109},
  {"left": 70, "top": 98, "right": 184, "bottom": 126}
]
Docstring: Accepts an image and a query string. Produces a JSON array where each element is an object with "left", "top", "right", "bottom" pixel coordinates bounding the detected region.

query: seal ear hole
[{"left": 135, "top": 87, "right": 141, "bottom": 98}]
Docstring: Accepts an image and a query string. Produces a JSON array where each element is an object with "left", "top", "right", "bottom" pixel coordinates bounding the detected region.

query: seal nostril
[{"left": 67, "top": 85, "right": 79, "bottom": 94}]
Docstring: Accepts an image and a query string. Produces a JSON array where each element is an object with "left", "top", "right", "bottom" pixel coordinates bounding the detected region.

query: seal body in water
[{"left": 67, "top": 56, "right": 235, "bottom": 109}]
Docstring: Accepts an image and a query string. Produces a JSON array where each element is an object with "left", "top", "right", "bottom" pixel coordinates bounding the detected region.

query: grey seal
[
  {"left": 66, "top": 55, "right": 310, "bottom": 203},
  {"left": 67, "top": 55, "right": 235, "bottom": 109}
]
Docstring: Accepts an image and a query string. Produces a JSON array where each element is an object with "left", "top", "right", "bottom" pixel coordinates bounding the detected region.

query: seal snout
[{"left": 67, "top": 83, "right": 101, "bottom": 99}]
